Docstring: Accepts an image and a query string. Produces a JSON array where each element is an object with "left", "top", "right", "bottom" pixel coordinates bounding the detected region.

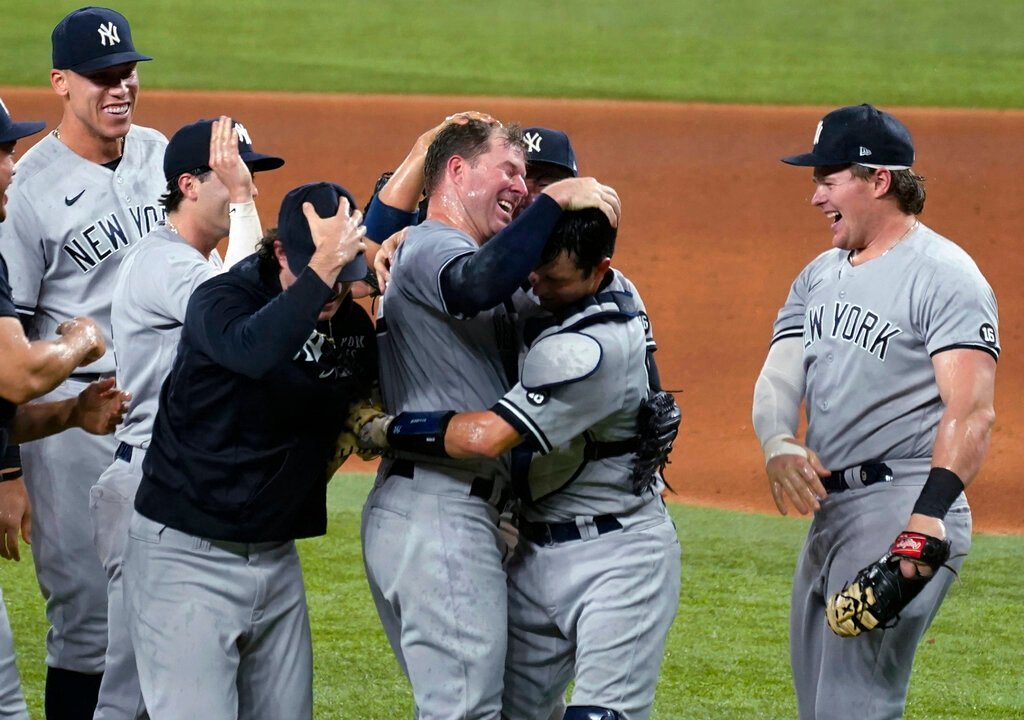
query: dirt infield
[{"left": 2, "top": 87, "right": 1020, "bottom": 533}]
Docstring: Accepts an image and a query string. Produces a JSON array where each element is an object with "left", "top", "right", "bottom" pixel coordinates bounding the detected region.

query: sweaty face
[
  {"left": 458, "top": 136, "right": 527, "bottom": 241},
  {"left": 0, "top": 142, "right": 15, "bottom": 223},
  {"left": 529, "top": 251, "right": 600, "bottom": 312},
  {"left": 810, "top": 165, "right": 879, "bottom": 252},
  {"left": 61, "top": 63, "right": 140, "bottom": 142}
]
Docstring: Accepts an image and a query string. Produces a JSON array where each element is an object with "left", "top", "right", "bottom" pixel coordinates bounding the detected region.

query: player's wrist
[
  {"left": 762, "top": 433, "right": 807, "bottom": 464},
  {"left": 911, "top": 467, "right": 964, "bottom": 520}
]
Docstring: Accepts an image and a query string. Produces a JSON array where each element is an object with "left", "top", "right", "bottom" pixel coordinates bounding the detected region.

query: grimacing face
[{"left": 529, "top": 250, "right": 605, "bottom": 312}]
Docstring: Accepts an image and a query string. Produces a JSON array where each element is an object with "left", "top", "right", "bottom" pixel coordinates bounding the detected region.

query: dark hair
[
  {"left": 422, "top": 119, "right": 525, "bottom": 198},
  {"left": 158, "top": 169, "right": 212, "bottom": 213},
  {"left": 540, "top": 208, "right": 616, "bottom": 276},
  {"left": 256, "top": 226, "right": 281, "bottom": 281},
  {"left": 849, "top": 165, "right": 926, "bottom": 215}
]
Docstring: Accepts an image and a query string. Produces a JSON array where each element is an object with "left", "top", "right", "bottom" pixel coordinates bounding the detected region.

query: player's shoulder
[
  {"left": 10, "top": 133, "right": 64, "bottom": 186},
  {"left": 127, "top": 124, "right": 169, "bottom": 146},
  {"left": 404, "top": 220, "right": 474, "bottom": 253},
  {"left": 904, "top": 224, "right": 987, "bottom": 279}
]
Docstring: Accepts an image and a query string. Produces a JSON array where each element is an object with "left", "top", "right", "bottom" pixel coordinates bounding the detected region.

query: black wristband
[
  {"left": 386, "top": 411, "right": 455, "bottom": 458},
  {"left": 912, "top": 467, "right": 965, "bottom": 519}
]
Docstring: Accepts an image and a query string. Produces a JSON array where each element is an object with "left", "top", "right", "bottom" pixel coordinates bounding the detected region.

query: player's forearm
[
  {"left": 10, "top": 397, "right": 78, "bottom": 443},
  {"left": 930, "top": 402, "right": 996, "bottom": 488},
  {"left": 444, "top": 411, "right": 523, "bottom": 459},
  {"left": 0, "top": 338, "right": 94, "bottom": 405},
  {"left": 221, "top": 200, "right": 263, "bottom": 269},
  {"left": 378, "top": 154, "right": 428, "bottom": 212}
]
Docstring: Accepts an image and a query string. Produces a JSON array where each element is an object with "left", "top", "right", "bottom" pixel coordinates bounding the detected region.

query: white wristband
[{"left": 762, "top": 434, "right": 808, "bottom": 465}]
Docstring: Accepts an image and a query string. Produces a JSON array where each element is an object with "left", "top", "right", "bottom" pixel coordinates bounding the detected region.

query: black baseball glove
[
  {"left": 826, "top": 531, "right": 952, "bottom": 637},
  {"left": 630, "top": 390, "right": 681, "bottom": 495}
]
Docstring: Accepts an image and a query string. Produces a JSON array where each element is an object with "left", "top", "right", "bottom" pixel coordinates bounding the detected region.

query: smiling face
[
  {"left": 810, "top": 165, "right": 888, "bottom": 252},
  {"left": 53, "top": 62, "right": 139, "bottom": 144},
  {"left": 529, "top": 250, "right": 610, "bottom": 312},
  {"left": 456, "top": 134, "right": 527, "bottom": 242}
]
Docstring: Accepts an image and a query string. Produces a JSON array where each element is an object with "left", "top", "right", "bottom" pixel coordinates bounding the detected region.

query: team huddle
[{"left": 0, "top": 6, "right": 999, "bottom": 720}]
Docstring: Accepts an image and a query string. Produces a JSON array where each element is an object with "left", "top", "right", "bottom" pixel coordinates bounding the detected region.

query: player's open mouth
[
  {"left": 105, "top": 103, "right": 130, "bottom": 116},
  {"left": 497, "top": 200, "right": 513, "bottom": 214},
  {"left": 827, "top": 211, "right": 842, "bottom": 226}
]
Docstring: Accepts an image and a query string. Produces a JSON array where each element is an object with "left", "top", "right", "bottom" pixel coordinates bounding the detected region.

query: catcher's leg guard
[{"left": 563, "top": 706, "right": 621, "bottom": 720}]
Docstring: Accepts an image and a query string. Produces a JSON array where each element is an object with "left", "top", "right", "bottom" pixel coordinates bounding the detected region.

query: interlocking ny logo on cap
[
  {"left": 235, "top": 122, "right": 253, "bottom": 145},
  {"left": 524, "top": 131, "right": 542, "bottom": 154},
  {"left": 97, "top": 21, "right": 121, "bottom": 47}
]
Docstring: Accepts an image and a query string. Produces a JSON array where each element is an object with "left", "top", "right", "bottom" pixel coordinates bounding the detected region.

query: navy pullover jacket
[{"left": 135, "top": 254, "right": 376, "bottom": 542}]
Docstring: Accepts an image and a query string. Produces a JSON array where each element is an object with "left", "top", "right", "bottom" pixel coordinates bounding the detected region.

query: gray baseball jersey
[
  {"left": 770, "top": 222, "right": 997, "bottom": 718},
  {"left": 112, "top": 226, "right": 223, "bottom": 448},
  {"left": 0, "top": 126, "right": 166, "bottom": 676},
  {"left": 3, "top": 128, "right": 168, "bottom": 371},
  {"left": 771, "top": 223, "right": 999, "bottom": 470},
  {"left": 493, "top": 289, "right": 680, "bottom": 720},
  {"left": 376, "top": 218, "right": 514, "bottom": 480},
  {"left": 364, "top": 219, "right": 520, "bottom": 718}
]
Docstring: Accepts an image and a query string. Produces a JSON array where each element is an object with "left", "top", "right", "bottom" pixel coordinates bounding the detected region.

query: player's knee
[{"left": 563, "top": 706, "right": 621, "bottom": 720}]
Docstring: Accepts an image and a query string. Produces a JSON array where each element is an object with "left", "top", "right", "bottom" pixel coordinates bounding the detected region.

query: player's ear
[
  {"left": 272, "top": 239, "right": 288, "bottom": 268},
  {"left": 871, "top": 168, "right": 893, "bottom": 198},
  {"left": 447, "top": 155, "right": 465, "bottom": 185},
  {"left": 177, "top": 173, "right": 196, "bottom": 200},
  {"left": 50, "top": 70, "right": 69, "bottom": 97}
]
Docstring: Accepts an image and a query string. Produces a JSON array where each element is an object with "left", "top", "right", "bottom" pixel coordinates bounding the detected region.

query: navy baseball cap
[
  {"left": 0, "top": 98, "right": 45, "bottom": 144},
  {"left": 523, "top": 127, "right": 578, "bottom": 177},
  {"left": 278, "top": 183, "right": 368, "bottom": 283},
  {"left": 163, "top": 118, "right": 285, "bottom": 181},
  {"left": 782, "top": 104, "right": 915, "bottom": 170},
  {"left": 52, "top": 7, "right": 152, "bottom": 74}
]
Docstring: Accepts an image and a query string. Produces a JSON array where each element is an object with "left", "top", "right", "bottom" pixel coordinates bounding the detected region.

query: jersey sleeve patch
[{"left": 520, "top": 332, "right": 602, "bottom": 391}]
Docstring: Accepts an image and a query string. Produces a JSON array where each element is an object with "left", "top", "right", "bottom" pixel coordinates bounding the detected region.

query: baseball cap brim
[
  {"left": 242, "top": 151, "right": 285, "bottom": 173},
  {"left": 69, "top": 51, "right": 153, "bottom": 75},
  {"left": 527, "top": 158, "right": 578, "bottom": 178},
  {"left": 338, "top": 252, "right": 369, "bottom": 283},
  {"left": 0, "top": 120, "right": 46, "bottom": 144}
]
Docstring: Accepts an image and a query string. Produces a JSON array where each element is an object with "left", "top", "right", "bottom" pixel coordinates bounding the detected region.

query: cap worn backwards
[
  {"left": 52, "top": 6, "right": 153, "bottom": 74},
  {"left": 163, "top": 118, "right": 285, "bottom": 181},
  {"left": 522, "top": 126, "right": 579, "bottom": 177},
  {"left": 0, "top": 98, "right": 46, "bottom": 144},
  {"left": 278, "top": 182, "right": 368, "bottom": 283},
  {"left": 781, "top": 104, "right": 915, "bottom": 170}
]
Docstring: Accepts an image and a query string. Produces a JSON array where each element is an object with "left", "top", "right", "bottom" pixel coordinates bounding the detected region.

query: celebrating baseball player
[
  {"left": 355, "top": 208, "right": 681, "bottom": 720},
  {"left": 360, "top": 116, "right": 619, "bottom": 719},
  {"left": 121, "top": 182, "right": 373, "bottom": 719},
  {"left": 0, "top": 8, "right": 166, "bottom": 716},
  {"left": 89, "top": 116, "right": 282, "bottom": 720},
  {"left": 0, "top": 99, "right": 129, "bottom": 720},
  {"left": 752, "top": 104, "right": 998, "bottom": 718}
]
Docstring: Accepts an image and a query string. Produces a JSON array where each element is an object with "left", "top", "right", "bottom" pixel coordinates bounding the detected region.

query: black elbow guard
[{"left": 387, "top": 411, "right": 455, "bottom": 458}]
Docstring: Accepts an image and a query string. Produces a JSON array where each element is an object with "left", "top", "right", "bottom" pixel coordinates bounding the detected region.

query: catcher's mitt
[
  {"left": 826, "top": 531, "right": 951, "bottom": 637},
  {"left": 630, "top": 390, "right": 681, "bottom": 495}
]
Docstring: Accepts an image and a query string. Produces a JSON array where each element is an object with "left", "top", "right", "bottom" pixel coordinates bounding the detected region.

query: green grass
[
  {"left": 4, "top": 475, "right": 1022, "bottom": 718},
  {"left": 3, "top": 1, "right": 1024, "bottom": 107}
]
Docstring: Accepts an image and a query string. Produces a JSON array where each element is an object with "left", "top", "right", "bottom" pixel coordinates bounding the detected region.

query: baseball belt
[
  {"left": 386, "top": 459, "right": 510, "bottom": 510},
  {"left": 519, "top": 514, "right": 623, "bottom": 546},
  {"left": 823, "top": 462, "right": 894, "bottom": 494}
]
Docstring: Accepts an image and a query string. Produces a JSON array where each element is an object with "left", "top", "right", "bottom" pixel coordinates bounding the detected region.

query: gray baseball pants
[
  {"left": 501, "top": 508, "right": 681, "bottom": 720},
  {"left": 0, "top": 589, "right": 28, "bottom": 720},
  {"left": 361, "top": 464, "right": 508, "bottom": 720},
  {"left": 123, "top": 511, "right": 312, "bottom": 720},
  {"left": 90, "top": 445, "right": 147, "bottom": 720},
  {"left": 22, "top": 378, "right": 112, "bottom": 673},
  {"left": 791, "top": 480, "right": 971, "bottom": 720}
]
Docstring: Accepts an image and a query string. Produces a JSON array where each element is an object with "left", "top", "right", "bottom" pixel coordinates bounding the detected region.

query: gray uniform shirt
[
  {"left": 1, "top": 127, "right": 168, "bottom": 373},
  {"left": 496, "top": 291, "right": 655, "bottom": 522},
  {"left": 111, "top": 226, "right": 223, "bottom": 448},
  {"left": 377, "top": 219, "right": 516, "bottom": 480},
  {"left": 771, "top": 223, "right": 1000, "bottom": 469}
]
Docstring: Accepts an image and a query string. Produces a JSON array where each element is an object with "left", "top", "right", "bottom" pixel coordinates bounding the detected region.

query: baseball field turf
[{"left": 2, "top": 1, "right": 1023, "bottom": 718}]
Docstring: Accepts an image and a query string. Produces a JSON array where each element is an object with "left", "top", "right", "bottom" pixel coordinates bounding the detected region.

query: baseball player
[
  {"left": 361, "top": 117, "right": 619, "bottom": 719},
  {"left": 90, "top": 116, "right": 282, "bottom": 720},
  {"left": 0, "top": 99, "right": 128, "bottom": 720},
  {"left": 752, "top": 104, "right": 998, "bottom": 718},
  {"left": 0, "top": 8, "right": 165, "bottom": 716},
  {"left": 356, "top": 208, "right": 680, "bottom": 720},
  {"left": 122, "top": 182, "right": 372, "bottom": 719}
]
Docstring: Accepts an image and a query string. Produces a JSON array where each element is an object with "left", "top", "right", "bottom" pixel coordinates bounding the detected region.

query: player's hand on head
[
  {"left": 0, "top": 476, "right": 32, "bottom": 562},
  {"left": 304, "top": 198, "right": 367, "bottom": 285},
  {"left": 209, "top": 115, "right": 254, "bottom": 204},
  {"left": 542, "top": 178, "right": 621, "bottom": 228},
  {"left": 374, "top": 227, "right": 409, "bottom": 294},
  {"left": 416, "top": 111, "right": 496, "bottom": 152},
  {"left": 765, "top": 439, "right": 828, "bottom": 516},
  {"left": 73, "top": 377, "right": 131, "bottom": 435},
  {"left": 57, "top": 316, "right": 106, "bottom": 365}
]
